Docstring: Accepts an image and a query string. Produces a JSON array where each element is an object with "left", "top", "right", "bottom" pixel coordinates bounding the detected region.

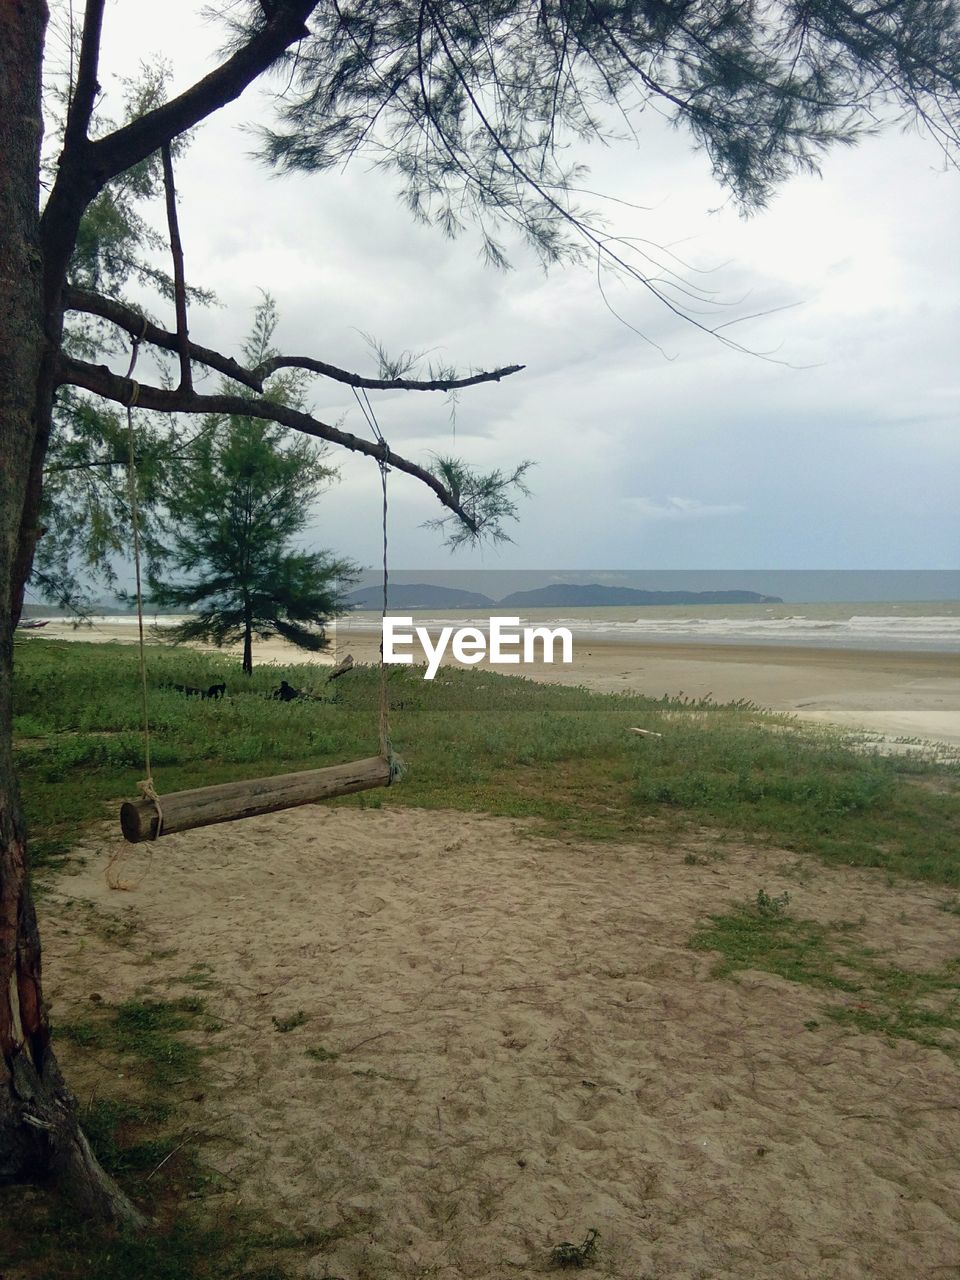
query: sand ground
[
  {"left": 31, "top": 622, "right": 960, "bottom": 1273},
  {"left": 47, "top": 807, "right": 960, "bottom": 1279},
  {"left": 24, "top": 620, "right": 960, "bottom": 750}
]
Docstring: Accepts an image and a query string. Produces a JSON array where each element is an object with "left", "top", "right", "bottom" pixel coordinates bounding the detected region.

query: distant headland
[{"left": 343, "top": 582, "right": 783, "bottom": 609}]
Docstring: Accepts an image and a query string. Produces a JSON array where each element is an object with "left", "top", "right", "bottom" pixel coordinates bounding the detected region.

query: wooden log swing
[
  {"left": 118, "top": 447, "right": 398, "bottom": 843},
  {"left": 120, "top": 755, "right": 392, "bottom": 843},
  {"left": 117, "top": 152, "right": 400, "bottom": 846},
  {"left": 117, "top": 430, "right": 398, "bottom": 844}
]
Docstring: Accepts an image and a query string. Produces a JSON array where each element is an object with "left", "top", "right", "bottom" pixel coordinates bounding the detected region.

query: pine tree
[
  {"left": 151, "top": 412, "right": 355, "bottom": 674},
  {"left": 150, "top": 301, "right": 357, "bottom": 672},
  {"left": 34, "top": 66, "right": 211, "bottom": 614}
]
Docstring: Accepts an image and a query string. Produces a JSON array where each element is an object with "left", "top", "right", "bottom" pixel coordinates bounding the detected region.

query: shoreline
[
  {"left": 337, "top": 629, "right": 960, "bottom": 750},
  {"left": 18, "top": 622, "right": 960, "bottom": 751}
]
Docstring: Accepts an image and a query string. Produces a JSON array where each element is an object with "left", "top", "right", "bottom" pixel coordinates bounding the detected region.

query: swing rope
[
  {"left": 354, "top": 385, "right": 404, "bottom": 783},
  {"left": 124, "top": 329, "right": 165, "bottom": 835},
  {"left": 376, "top": 456, "right": 405, "bottom": 783}
]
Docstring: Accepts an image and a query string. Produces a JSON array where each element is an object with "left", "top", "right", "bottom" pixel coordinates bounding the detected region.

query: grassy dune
[{"left": 14, "top": 636, "right": 960, "bottom": 884}]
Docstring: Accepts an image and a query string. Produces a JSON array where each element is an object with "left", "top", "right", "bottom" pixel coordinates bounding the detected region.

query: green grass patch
[
  {"left": 692, "top": 893, "right": 960, "bottom": 1053},
  {"left": 690, "top": 891, "right": 865, "bottom": 992},
  {"left": 0, "top": 1196, "right": 336, "bottom": 1280},
  {"left": 81, "top": 1097, "right": 176, "bottom": 1177},
  {"left": 57, "top": 994, "right": 210, "bottom": 1088},
  {"left": 15, "top": 636, "right": 960, "bottom": 885},
  {"left": 305, "top": 1044, "right": 339, "bottom": 1062}
]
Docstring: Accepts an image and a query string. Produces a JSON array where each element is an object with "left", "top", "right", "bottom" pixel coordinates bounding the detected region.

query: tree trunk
[
  {"left": 0, "top": 1, "right": 146, "bottom": 1228},
  {"left": 243, "top": 604, "right": 253, "bottom": 675}
]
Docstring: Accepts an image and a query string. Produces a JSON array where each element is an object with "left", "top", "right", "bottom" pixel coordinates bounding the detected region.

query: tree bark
[
  {"left": 243, "top": 610, "right": 253, "bottom": 676},
  {"left": 0, "top": 0, "right": 145, "bottom": 1227}
]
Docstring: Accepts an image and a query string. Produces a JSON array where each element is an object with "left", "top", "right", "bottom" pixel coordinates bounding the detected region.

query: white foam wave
[{"left": 344, "top": 611, "right": 960, "bottom": 650}]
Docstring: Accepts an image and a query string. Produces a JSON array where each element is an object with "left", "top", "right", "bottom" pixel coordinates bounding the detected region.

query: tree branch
[
  {"left": 256, "top": 354, "right": 526, "bottom": 391},
  {"left": 63, "top": 0, "right": 107, "bottom": 151},
  {"left": 41, "top": 3, "right": 318, "bottom": 303},
  {"left": 57, "top": 356, "right": 480, "bottom": 532},
  {"left": 87, "top": 2, "right": 317, "bottom": 186},
  {"left": 63, "top": 288, "right": 264, "bottom": 392},
  {"left": 63, "top": 287, "right": 525, "bottom": 394},
  {"left": 161, "top": 144, "right": 192, "bottom": 391},
  {"left": 45, "top": 458, "right": 124, "bottom": 475}
]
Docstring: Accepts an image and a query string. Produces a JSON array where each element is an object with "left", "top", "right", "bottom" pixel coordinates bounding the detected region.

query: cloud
[
  {"left": 90, "top": 4, "right": 960, "bottom": 571},
  {"left": 621, "top": 496, "right": 747, "bottom": 520}
]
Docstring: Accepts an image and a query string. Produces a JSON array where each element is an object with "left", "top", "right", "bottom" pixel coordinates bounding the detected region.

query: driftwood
[
  {"left": 120, "top": 755, "right": 391, "bottom": 843},
  {"left": 627, "top": 727, "right": 663, "bottom": 738}
]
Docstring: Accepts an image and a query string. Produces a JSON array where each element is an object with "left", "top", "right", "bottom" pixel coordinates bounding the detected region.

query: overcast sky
[{"left": 88, "top": 1, "right": 960, "bottom": 574}]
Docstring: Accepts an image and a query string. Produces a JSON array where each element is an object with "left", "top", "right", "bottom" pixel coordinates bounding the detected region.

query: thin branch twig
[
  {"left": 161, "top": 144, "right": 192, "bottom": 392},
  {"left": 63, "top": 288, "right": 524, "bottom": 394}
]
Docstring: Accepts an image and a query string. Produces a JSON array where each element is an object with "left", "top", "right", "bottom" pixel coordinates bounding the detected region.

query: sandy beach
[
  {"left": 24, "top": 618, "right": 960, "bottom": 749},
  {"left": 337, "top": 625, "right": 960, "bottom": 750},
  {"left": 48, "top": 805, "right": 960, "bottom": 1278}
]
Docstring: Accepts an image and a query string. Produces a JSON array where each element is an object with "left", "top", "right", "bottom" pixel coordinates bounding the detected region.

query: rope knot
[
  {"left": 137, "top": 777, "right": 164, "bottom": 837},
  {"left": 386, "top": 747, "right": 406, "bottom": 785}
]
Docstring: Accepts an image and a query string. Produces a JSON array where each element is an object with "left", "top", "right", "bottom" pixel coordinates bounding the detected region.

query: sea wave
[
  {"left": 342, "top": 611, "right": 960, "bottom": 651},
  {"left": 559, "top": 614, "right": 960, "bottom": 648},
  {"left": 80, "top": 615, "right": 190, "bottom": 627},
  {"left": 74, "top": 610, "right": 960, "bottom": 651}
]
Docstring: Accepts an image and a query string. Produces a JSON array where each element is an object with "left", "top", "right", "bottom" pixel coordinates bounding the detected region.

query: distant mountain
[
  {"left": 344, "top": 583, "right": 497, "bottom": 610},
  {"left": 344, "top": 581, "right": 784, "bottom": 609},
  {"left": 497, "top": 584, "right": 783, "bottom": 607}
]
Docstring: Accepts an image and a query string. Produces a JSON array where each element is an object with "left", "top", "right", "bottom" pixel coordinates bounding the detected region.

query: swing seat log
[{"left": 120, "top": 755, "right": 392, "bottom": 843}]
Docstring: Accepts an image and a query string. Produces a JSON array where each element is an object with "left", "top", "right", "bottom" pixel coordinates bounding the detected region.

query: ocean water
[{"left": 336, "top": 601, "right": 960, "bottom": 653}]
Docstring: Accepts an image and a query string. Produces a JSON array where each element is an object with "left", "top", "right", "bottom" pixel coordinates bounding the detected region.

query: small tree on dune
[
  {"left": 150, "top": 417, "right": 355, "bottom": 674},
  {"left": 150, "top": 304, "right": 357, "bottom": 674}
]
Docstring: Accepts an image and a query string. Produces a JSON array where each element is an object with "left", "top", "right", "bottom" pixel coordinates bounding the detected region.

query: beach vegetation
[
  {"left": 15, "top": 638, "right": 960, "bottom": 887},
  {"left": 754, "top": 888, "right": 791, "bottom": 916},
  {"left": 692, "top": 894, "right": 960, "bottom": 1054},
  {"left": 0, "top": 964, "right": 352, "bottom": 1278},
  {"left": 271, "top": 1010, "right": 308, "bottom": 1034},
  {"left": 305, "top": 1045, "right": 339, "bottom": 1062},
  {"left": 147, "top": 302, "right": 358, "bottom": 675},
  {"left": 8, "top": 634, "right": 960, "bottom": 1275},
  {"left": 58, "top": 996, "right": 209, "bottom": 1091},
  {"left": 550, "top": 1227, "right": 601, "bottom": 1269}
]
